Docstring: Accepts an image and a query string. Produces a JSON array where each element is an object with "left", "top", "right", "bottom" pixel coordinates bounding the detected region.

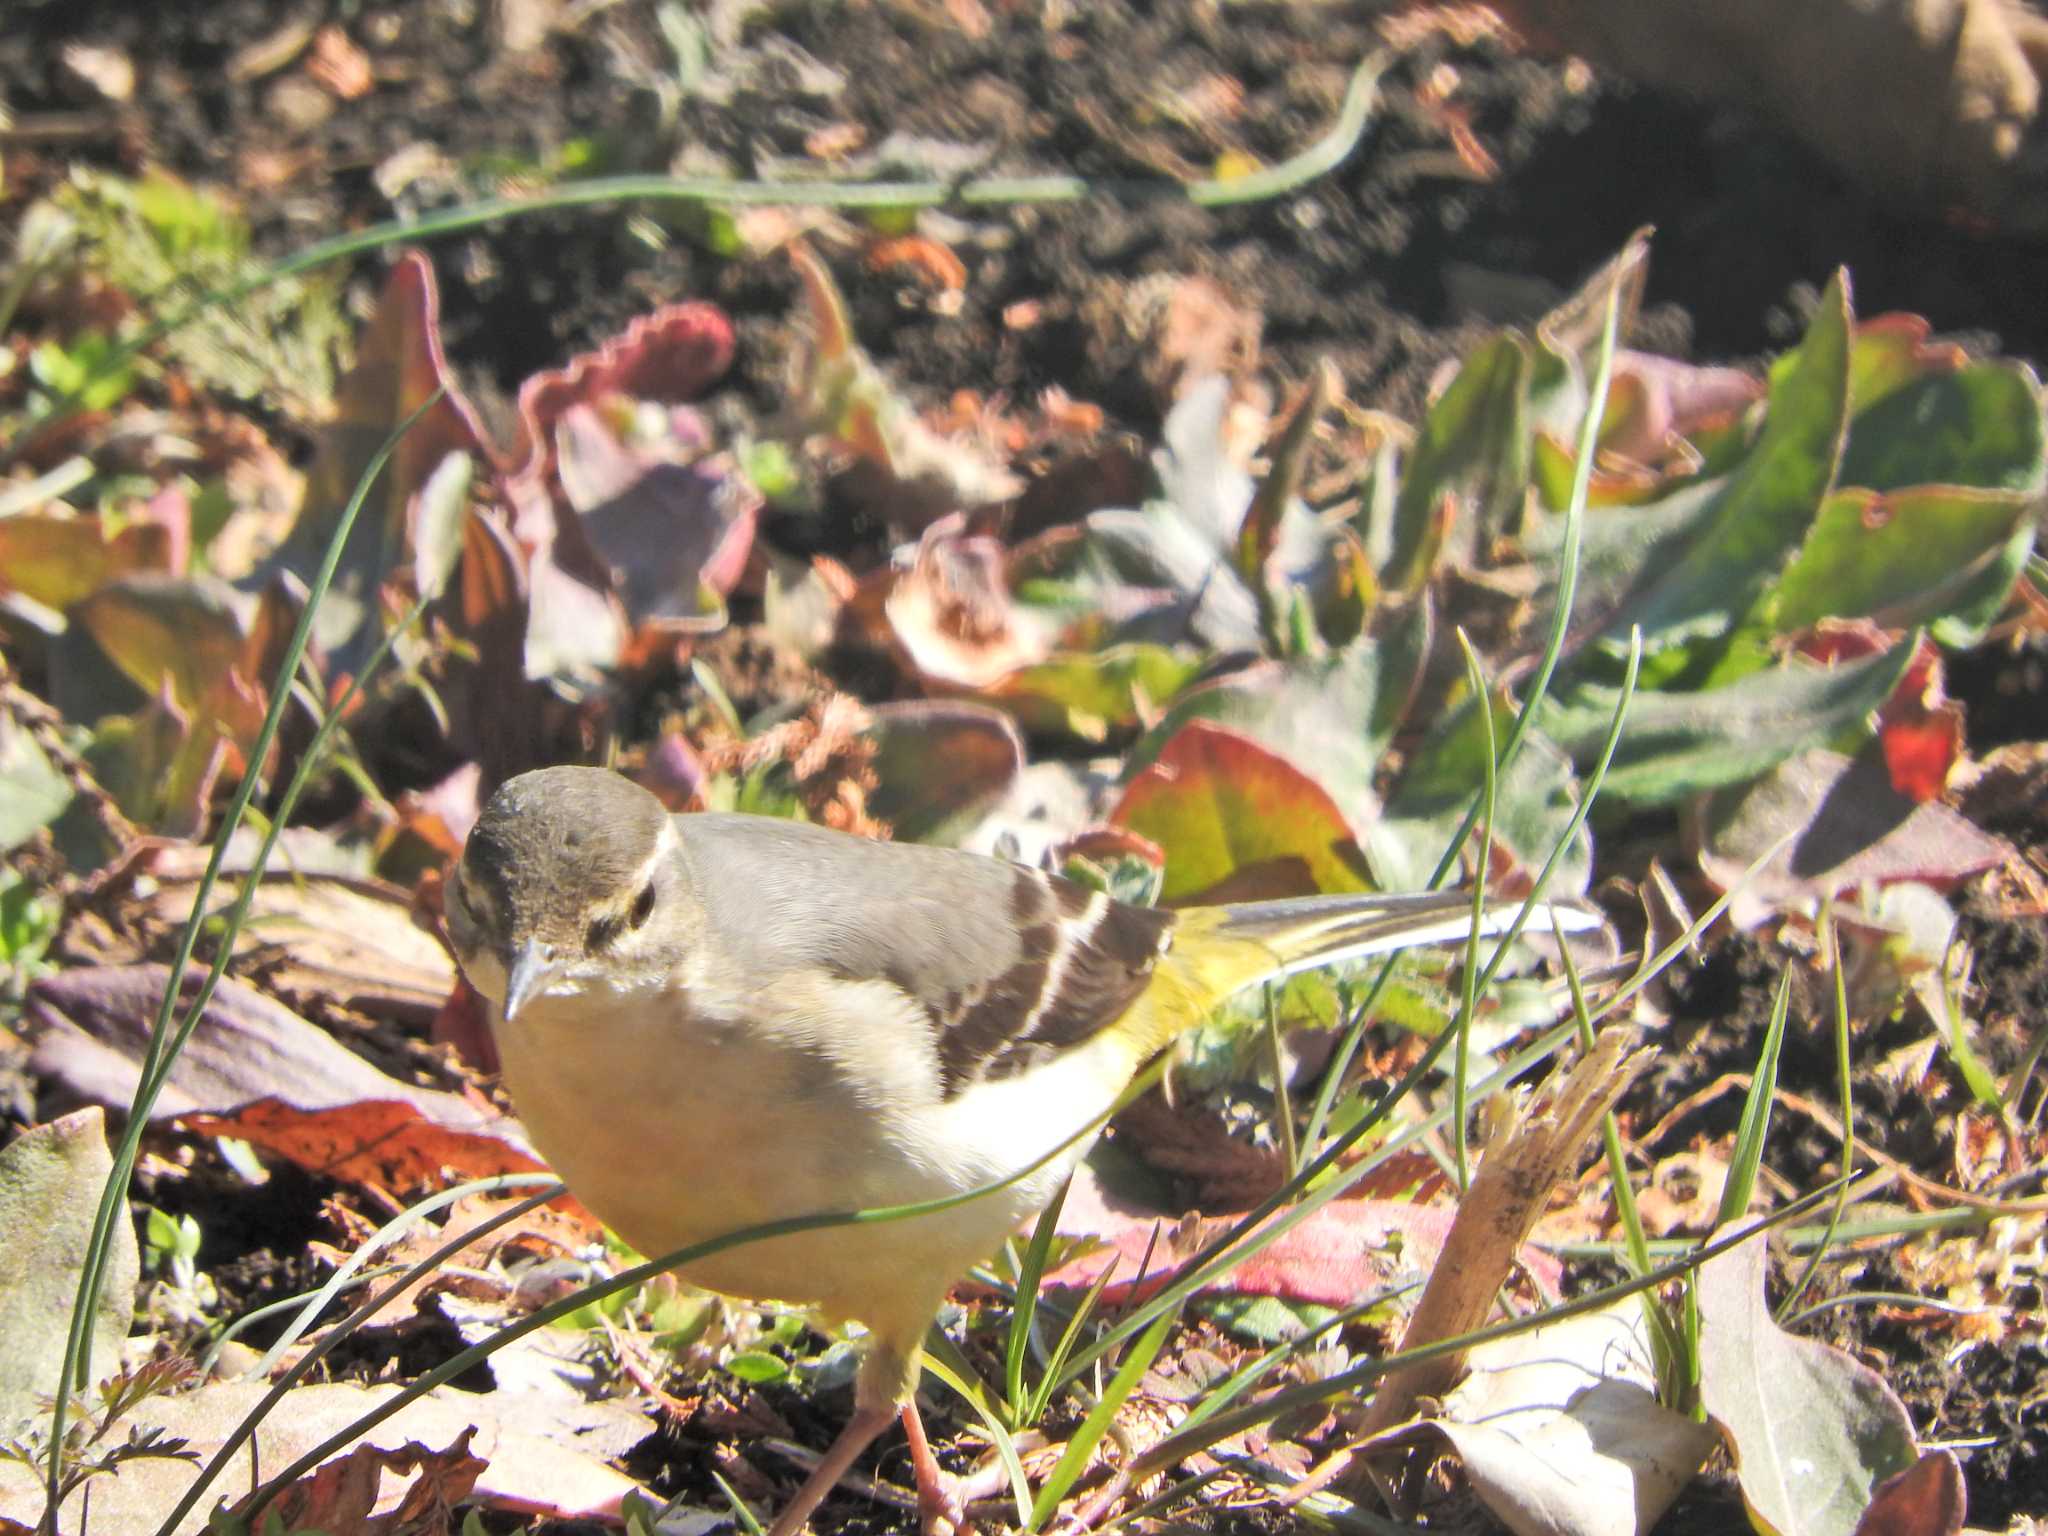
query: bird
[{"left": 443, "top": 765, "right": 1598, "bottom": 1536}]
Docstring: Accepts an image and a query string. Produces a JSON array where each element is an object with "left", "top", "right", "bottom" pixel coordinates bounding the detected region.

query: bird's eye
[
  {"left": 628, "top": 883, "right": 657, "bottom": 929},
  {"left": 585, "top": 913, "right": 621, "bottom": 952}
]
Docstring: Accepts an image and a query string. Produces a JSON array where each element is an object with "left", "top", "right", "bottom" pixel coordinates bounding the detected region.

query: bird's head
[{"left": 445, "top": 767, "right": 697, "bottom": 1021}]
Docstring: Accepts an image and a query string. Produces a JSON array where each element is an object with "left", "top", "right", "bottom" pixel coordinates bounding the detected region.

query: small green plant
[
  {"left": 0, "top": 869, "right": 59, "bottom": 998},
  {"left": 140, "top": 1208, "right": 217, "bottom": 1334},
  {"left": 0, "top": 1359, "right": 199, "bottom": 1514}
]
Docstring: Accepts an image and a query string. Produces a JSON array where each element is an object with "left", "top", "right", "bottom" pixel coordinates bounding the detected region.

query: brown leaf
[
  {"left": 178, "top": 1097, "right": 553, "bottom": 1199},
  {"left": 112, "top": 848, "right": 457, "bottom": 1025},
  {"left": 0, "top": 1380, "right": 646, "bottom": 1531},
  {"left": 877, "top": 516, "right": 1052, "bottom": 688},
  {"left": 1699, "top": 746, "right": 2009, "bottom": 928},
  {"left": 27, "top": 965, "right": 462, "bottom": 1119},
  {"left": 23, "top": 964, "right": 541, "bottom": 1194},
  {"left": 248, "top": 1429, "right": 485, "bottom": 1536},
  {"left": 1851, "top": 1451, "right": 1965, "bottom": 1536}
]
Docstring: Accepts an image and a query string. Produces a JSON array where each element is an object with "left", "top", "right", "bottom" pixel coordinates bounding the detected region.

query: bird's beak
[{"left": 501, "top": 939, "right": 560, "bottom": 1022}]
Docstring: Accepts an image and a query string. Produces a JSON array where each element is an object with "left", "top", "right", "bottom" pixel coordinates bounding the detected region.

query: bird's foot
[
  {"left": 915, "top": 1470, "right": 969, "bottom": 1536},
  {"left": 899, "top": 1402, "right": 971, "bottom": 1536}
]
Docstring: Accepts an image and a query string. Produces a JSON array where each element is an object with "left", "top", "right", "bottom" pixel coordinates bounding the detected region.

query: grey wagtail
[{"left": 445, "top": 766, "right": 1597, "bottom": 1536}]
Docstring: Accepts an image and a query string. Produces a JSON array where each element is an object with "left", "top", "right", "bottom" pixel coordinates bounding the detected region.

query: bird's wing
[{"left": 676, "top": 814, "right": 1176, "bottom": 1098}]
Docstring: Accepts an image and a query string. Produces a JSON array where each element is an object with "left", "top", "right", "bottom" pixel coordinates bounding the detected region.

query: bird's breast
[{"left": 487, "top": 978, "right": 1131, "bottom": 1321}]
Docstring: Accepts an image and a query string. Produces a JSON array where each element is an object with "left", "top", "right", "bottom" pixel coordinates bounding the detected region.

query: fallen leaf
[
  {"left": 1698, "top": 1226, "right": 1919, "bottom": 1536},
  {"left": 1357, "top": 1301, "right": 1717, "bottom": 1536},
  {"left": 1699, "top": 747, "right": 2008, "bottom": 927},
  {"left": 0, "top": 1108, "right": 140, "bottom": 1435},
  {"left": 863, "top": 699, "right": 1023, "bottom": 844},
  {"left": 118, "top": 852, "right": 457, "bottom": 1024},
  {"left": 178, "top": 1097, "right": 550, "bottom": 1197},
  {"left": 1041, "top": 1157, "right": 1470, "bottom": 1309},
  {"left": 878, "top": 516, "right": 1053, "bottom": 688},
  {"left": 0, "top": 1380, "right": 646, "bottom": 1532},
  {"left": 1850, "top": 1451, "right": 1965, "bottom": 1536},
  {"left": 253, "top": 1428, "right": 485, "bottom": 1535},
  {"left": 24, "top": 966, "right": 541, "bottom": 1193}
]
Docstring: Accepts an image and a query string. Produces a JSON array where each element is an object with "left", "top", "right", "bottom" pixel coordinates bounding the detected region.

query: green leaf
[
  {"left": 1603, "top": 273, "right": 1852, "bottom": 652},
  {"left": 994, "top": 645, "right": 1208, "bottom": 742},
  {"left": 1111, "top": 721, "right": 1371, "bottom": 902},
  {"left": 30, "top": 333, "right": 137, "bottom": 413},
  {"left": 1384, "top": 334, "right": 1530, "bottom": 590},
  {"left": 1199, "top": 1294, "right": 1342, "bottom": 1346},
  {"left": 0, "top": 871, "right": 58, "bottom": 969},
  {"left": 1770, "top": 485, "right": 2037, "bottom": 635},
  {"left": 1839, "top": 358, "right": 2045, "bottom": 494},
  {"left": 725, "top": 1350, "right": 789, "bottom": 1384},
  {"left": 1537, "top": 640, "right": 1917, "bottom": 805},
  {"left": 0, "top": 718, "right": 74, "bottom": 854}
]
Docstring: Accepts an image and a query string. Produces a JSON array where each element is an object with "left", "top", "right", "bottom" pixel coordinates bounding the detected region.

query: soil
[{"left": 4, "top": 0, "right": 2045, "bottom": 1529}]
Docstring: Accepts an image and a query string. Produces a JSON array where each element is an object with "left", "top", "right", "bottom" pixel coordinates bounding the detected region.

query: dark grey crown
[{"left": 462, "top": 768, "right": 670, "bottom": 943}]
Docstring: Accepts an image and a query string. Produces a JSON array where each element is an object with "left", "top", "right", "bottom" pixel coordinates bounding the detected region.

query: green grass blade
[
  {"left": 1717, "top": 969, "right": 1792, "bottom": 1226},
  {"left": 1299, "top": 258, "right": 1621, "bottom": 1162},
  {"left": 1776, "top": 919, "right": 1858, "bottom": 1323},
  {"left": 1027, "top": 1246, "right": 1124, "bottom": 1426},
  {"left": 920, "top": 1347, "right": 1035, "bottom": 1528},
  {"left": 1028, "top": 1306, "right": 1177, "bottom": 1530},
  {"left": 47, "top": 391, "right": 444, "bottom": 1523},
  {"left": 709, "top": 1469, "right": 765, "bottom": 1536},
  {"left": 1004, "top": 1176, "right": 1072, "bottom": 1420},
  {"left": 1451, "top": 628, "right": 1499, "bottom": 1190}
]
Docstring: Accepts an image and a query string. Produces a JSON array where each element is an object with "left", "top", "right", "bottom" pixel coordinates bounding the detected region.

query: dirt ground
[{"left": 5, "top": 0, "right": 2046, "bottom": 1528}]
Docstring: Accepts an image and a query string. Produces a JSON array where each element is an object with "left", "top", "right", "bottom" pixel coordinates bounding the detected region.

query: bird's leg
[
  {"left": 762, "top": 1400, "right": 896, "bottom": 1536},
  {"left": 899, "top": 1400, "right": 968, "bottom": 1536}
]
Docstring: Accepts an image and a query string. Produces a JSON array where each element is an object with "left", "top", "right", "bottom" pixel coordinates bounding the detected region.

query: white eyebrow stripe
[{"left": 1016, "top": 887, "right": 1109, "bottom": 1044}]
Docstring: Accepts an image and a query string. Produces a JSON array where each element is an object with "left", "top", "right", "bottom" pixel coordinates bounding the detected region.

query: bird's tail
[{"left": 1120, "top": 888, "right": 1599, "bottom": 1063}]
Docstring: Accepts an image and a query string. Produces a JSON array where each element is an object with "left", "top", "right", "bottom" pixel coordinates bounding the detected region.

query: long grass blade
[
  {"left": 1718, "top": 969, "right": 1792, "bottom": 1225},
  {"left": 11, "top": 58, "right": 1386, "bottom": 464},
  {"left": 919, "top": 1344, "right": 1035, "bottom": 1528},
  {"left": 1028, "top": 1306, "right": 1177, "bottom": 1529},
  {"left": 1298, "top": 257, "right": 1622, "bottom": 1161},
  {"left": 1005, "top": 1176, "right": 1072, "bottom": 1421},
  {"left": 45, "top": 392, "right": 444, "bottom": 1526},
  {"left": 1451, "top": 628, "right": 1499, "bottom": 1190}
]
